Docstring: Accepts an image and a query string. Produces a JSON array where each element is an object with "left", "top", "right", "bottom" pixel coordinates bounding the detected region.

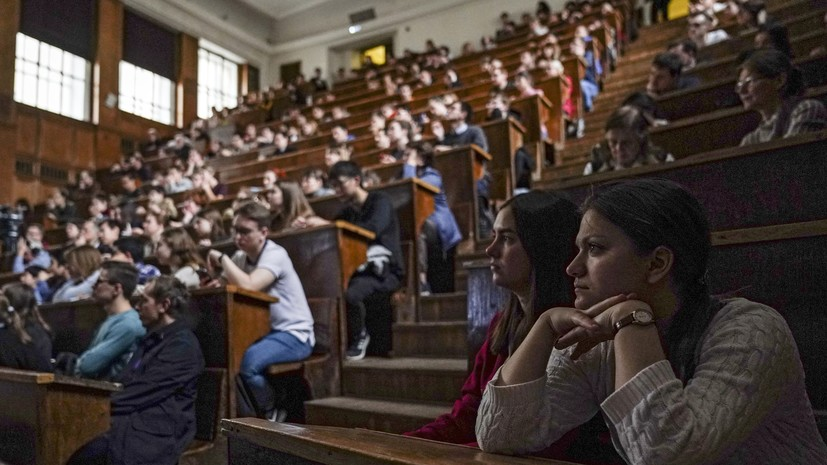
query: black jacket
[
  {"left": 335, "top": 191, "right": 404, "bottom": 279},
  {"left": 109, "top": 320, "right": 204, "bottom": 465}
]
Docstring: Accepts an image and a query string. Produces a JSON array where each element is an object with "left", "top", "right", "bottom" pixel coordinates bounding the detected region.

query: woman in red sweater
[{"left": 404, "top": 190, "right": 621, "bottom": 464}]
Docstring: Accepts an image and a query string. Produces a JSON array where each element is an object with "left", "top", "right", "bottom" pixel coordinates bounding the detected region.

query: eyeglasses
[{"left": 735, "top": 76, "right": 765, "bottom": 92}]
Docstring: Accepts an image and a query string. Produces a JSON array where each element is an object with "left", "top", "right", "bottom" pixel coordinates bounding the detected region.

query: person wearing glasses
[
  {"left": 738, "top": 49, "right": 826, "bottom": 146},
  {"left": 67, "top": 276, "right": 205, "bottom": 465},
  {"left": 206, "top": 201, "right": 314, "bottom": 421},
  {"left": 67, "top": 261, "right": 145, "bottom": 380}
]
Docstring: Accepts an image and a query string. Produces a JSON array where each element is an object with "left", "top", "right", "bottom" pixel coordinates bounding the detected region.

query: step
[
  {"left": 305, "top": 396, "right": 453, "bottom": 434},
  {"left": 418, "top": 292, "right": 467, "bottom": 322},
  {"left": 393, "top": 321, "right": 467, "bottom": 358},
  {"left": 342, "top": 357, "right": 467, "bottom": 403}
]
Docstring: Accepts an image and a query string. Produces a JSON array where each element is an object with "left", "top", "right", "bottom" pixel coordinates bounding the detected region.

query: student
[
  {"left": 475, "top": 179, "right": 827, "bottom": 463},
  {"left": 12, "top": 223, "right": 52, "bottom": 273},
  {"left": 207, "top": 201, "right": 314, "bottom": 420},
  {"left": 67, "top": 276, "right": 205, "bottom": 465},
  {"left": 192, "top": 208, "right": 228, "bottom": 247},
  {"left": 328, "top": 161, "right": 403, "bottom": 360},
  {"left": 300, "top": 168, "right": 336, "bottom": 199},
  {"left": 400, "top": 142, "right": 462, "bottom": 295},
  {"left": 0, "top": 283, "right": 52, "bottom": 372},
  {"left": 405, "top": 190, "right": 621, "bottom": 462},
  {"left": 18, "top": 265, "right": 51, "bottom": 304},
  {"left": 583, "top": 106, "right": 673, "bottom": 175},
  {"left": 267, "top": 181, "right": 327, "bottom": 232},
  {"left": 65, "top": 261, "right": 144, "bottom": 381},
  {"left": 646, "top": 52, "right": 698, "bottom": 97},
  {"left": 51, "top": 245, "right": 102, "bottom": 303},
  {"left": 738, "top": 49, "right": 826, "bottom": 146},
  {"left": 156, "top": 228, "right": 206, "bottom": 289},
  {"left": 112, "top": 236, "right": 161, "bottom": 286}
]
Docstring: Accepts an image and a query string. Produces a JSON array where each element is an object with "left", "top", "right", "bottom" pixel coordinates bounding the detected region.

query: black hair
[
  {"left": 460, "top": 101, "right": 474, "bottom": 123},
  {"left": 582, "top": 178, "right": 722, "bottom": 383},
  {"left": 100, "top": 218, "right": 123, "bottom": 231},
  {"left": 100, "top": 260, "right": 139, "bottom": 298},
  {"left": 113, "top": 236, "right": 146, "bottom": 263},
  {"left": 652, "top": 52, "right": 683, "bottom": 77},
  {"left": 234, "top": 201, "right": 272, "bottom": 230},
  {"left": 738, "top": 48, "right": 805, "bottom": 98},
  {"left": 144, "top": 275, "right": 190, "bottom": 320},
  {"left": 407, "top": 140, "right": 436, "bottom": 168},
  {"left": 328, "top": 160, "right": 363, "bottom": 183},
  {"left": 24, "top": 265, "right": 46, "bottom": 277},
  {"left": 489, "top": 190, "right": 579, "bottom": 355},
  {"left": 756, "top": 22, "right": 793, "bottom": 59}
]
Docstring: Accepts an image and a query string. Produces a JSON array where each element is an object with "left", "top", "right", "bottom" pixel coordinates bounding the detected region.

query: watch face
[{"left": 634, "top": 310, "right": 654, "bottom": 324}]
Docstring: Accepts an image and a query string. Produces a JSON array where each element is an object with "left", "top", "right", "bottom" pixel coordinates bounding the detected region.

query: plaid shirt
[{"left": 741, "top": 98, "right": 827, "bottom": 146}]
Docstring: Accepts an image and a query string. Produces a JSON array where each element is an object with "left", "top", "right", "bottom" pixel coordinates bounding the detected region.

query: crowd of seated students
[{"left": 578, "top": 3, "right": 826, "bottom": 178}]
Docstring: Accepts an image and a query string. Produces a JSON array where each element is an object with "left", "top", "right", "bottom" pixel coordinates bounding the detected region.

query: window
[
  {"left": 118, "top": 61, "right": 174, "bottom": 125},
  {"left": 14, "top": 33, "right": 90, "bottom": 121},
  {"left": 198, "top": 47, "right": 239, "bottom": 118}
]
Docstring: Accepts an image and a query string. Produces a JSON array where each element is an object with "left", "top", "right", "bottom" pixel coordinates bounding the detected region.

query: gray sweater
[{"left": 476, "top": 298, "right": 827, "bottom": 464}]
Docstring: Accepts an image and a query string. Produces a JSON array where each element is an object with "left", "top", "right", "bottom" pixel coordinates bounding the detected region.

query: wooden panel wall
[{"left": 0, "top": 0, "right": 200, "bottom": 206}]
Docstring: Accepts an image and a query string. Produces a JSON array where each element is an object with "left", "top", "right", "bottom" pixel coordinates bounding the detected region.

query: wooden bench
[
  {"left": 179, "top": 367, "right": 228, "bottom": 464},
  {"left": 264, "top": 297, "right": 342, "bottom": 421},
  {"left": 221, "top": 419, "right": 579, "bottom": 465},
  {"left": 38, "top": 286, "right": 274, "bottom": 419},
  {"left": 0, "top": 368, "right": 121, "bottom": 465}
]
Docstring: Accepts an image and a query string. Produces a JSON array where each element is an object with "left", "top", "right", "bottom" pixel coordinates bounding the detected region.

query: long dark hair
[
  {"left": 1, "top": 283, "right": 51, "bottom": 344},
  {"left": 489, "top": 190, "right": 580, "bottom": 355},
  {"left": 581, "top": 178, "right": 722, "bottom": 382}
]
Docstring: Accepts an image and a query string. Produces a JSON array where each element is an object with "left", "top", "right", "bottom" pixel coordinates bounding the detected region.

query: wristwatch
[{"left": 613, "top": 309, "right": 655, "bottom": 334}]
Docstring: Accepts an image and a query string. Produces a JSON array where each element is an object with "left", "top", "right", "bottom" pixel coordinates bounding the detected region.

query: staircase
[
  {"left": 306, "top": 17, "right": 687, "bottom": 435},
  {"left": 305, "top": 291, "right": 470, "bottom": 433}
]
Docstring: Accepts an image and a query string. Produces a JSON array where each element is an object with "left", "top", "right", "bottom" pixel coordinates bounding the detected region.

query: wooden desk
[
  {"left": 38, "top": 287, "right": 274, "bottom": 419},
  {"left": 310, "top": 181, "right": 436, "bottom": 319},
  {"left": 481, "top": 117, "right": 526, "bottom": 200},
  {"left": 189, "top": 286, "right": 274, "bottom": 417},
  {"left": 0, "top": 368, "right": 120, "bottom": 465},
  {"left": 222, "top": 418, "right": 578, "bottom": 465}
]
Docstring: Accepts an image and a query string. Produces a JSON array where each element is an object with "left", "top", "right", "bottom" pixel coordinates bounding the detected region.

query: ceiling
[{"left": 233, "top": 0, "right": 338, "bottom": 21}]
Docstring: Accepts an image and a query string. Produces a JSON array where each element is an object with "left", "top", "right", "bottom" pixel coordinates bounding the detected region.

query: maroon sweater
[{"left": 404, "top": 312, "right": 622, "bottom": 464}]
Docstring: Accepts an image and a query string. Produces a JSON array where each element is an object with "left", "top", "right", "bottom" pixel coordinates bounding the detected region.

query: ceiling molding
[{"left": 266, "top": 0, "right": 470, "bottom": 55}]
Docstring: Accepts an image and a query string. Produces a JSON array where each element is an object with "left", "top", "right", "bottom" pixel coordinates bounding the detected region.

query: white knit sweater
[{"left": 476, "top": 298, "right": 827, "bottom": 464}]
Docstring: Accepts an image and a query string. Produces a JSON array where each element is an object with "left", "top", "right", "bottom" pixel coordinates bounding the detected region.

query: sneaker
[
  {"left": 345, "top": 331, "right": 370, "bottom": 361},
  {"left": 419, "top": 281, "right": 432, "bottom": 296},
  {"left": 266, "top": 408, "right": 288, "bottom": 423}
]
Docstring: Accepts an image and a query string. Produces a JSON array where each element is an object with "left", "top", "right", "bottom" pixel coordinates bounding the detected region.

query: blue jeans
[
  {"left": 239, "top": 330, "right": 312, "bottom": 415},
  {"left": 581, "top": 79, "right": 599, "bottom": 112}
]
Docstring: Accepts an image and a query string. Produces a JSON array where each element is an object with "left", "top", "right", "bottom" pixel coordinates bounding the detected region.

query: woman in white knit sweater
[{"left": 475, "top": 179, "right": 827, "bottom": 464}]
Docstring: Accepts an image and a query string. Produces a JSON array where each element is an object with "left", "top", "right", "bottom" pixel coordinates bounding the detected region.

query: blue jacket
[
  {"left": 109, "top": 320, "right": 204, "bottom": 465},
  {"left": 402, "top": 164, "right": 463, "bottom": 251}
]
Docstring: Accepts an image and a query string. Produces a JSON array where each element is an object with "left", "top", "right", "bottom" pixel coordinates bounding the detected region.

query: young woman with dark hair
[
  {"left": 738, "top": 48, "right": 826, "bottom": 146},
  {"left": 476, "top": 179, "right": 827, "bottom": 463},
  {"left": 406, "top": 190, "right": 621, "bottom": 463},
  {"left": 0, "top": 283, "right": 52, "bottom": 371},
  {"left": 156, "top": 228, "right": 206, "bottom": 289}
]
